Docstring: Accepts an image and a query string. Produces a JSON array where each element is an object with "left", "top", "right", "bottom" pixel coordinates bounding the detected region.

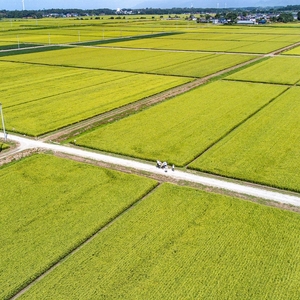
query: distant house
[{"left": 237, "top": 20, "right": 256, "bottom": 25}]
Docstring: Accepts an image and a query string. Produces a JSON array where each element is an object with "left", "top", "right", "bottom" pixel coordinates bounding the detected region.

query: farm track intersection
[{"left": 1, "top": 132, "right": 300, "bottom": 208}]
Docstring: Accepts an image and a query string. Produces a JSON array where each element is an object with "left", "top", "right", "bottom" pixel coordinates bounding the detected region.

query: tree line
[{"left": 0, "top": 6, "right": 299, "bottom": 22}]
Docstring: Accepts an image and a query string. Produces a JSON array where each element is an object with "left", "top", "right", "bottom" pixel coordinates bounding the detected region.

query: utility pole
[{"left": 0, "top": 103, "right": 7, "bottom": 141}]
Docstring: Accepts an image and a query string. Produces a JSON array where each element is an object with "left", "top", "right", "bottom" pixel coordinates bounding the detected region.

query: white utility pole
[{"left": 0, "top": 103, "right": 7, "bottom": 141}]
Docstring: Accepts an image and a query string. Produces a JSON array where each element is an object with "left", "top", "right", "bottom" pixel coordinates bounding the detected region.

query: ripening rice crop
[
  {"left": 190, "top": 86, "right": 300, "bottom": 192},
  {"left": 0, "top": 154, "right": 157, "bottom": 299},
  {"left": 0, "top": 47, "right": 254, "bottom": 78},
  {"left": 74, "top": 80, "right": 287, "bottom": 166},
  {"left": 283, "top": 45, "right": 300, "bottom": 56},
  {"left": 0, "top": 62, "right": 190, "bottom": 136},
  {"left": 99, "top": 37, "right": 293, "bottom": 54},
  {"left": 98, "top": 37, "right": 255, "bottom": 52},
  {"left": 225, "top": 56, "right": 300, "bottom": 85},
  {"left": 19, "top": 183, "right": 300, "bottom": 299}
]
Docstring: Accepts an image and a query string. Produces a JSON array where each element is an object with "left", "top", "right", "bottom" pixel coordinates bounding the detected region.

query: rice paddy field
[
  {"left": 18, "top": 183, "right": 300, "bottom": 299},
  {"left": 0, "top": 154, "right": 157, "bottom": 299},
  {"left": 1, "top": 16, "right": 300, "bottom": 299},
  {"left": 225, "top": 56, "right": 300, "bottom": 85},
  {"left": 0, "top": 46, "right": 255, "bottom": 78},
  {"left": 97, "top": 37, "right": 293, "bottom": 54},
  {"left": 189, "top": 86, "right": 300, "bottom": 192},
  {"left": 0, "top": 60, "right": 190, "bottom": 136},
  {"left": 73, "top": 80, "right": 287, "bottom": 166},
  {"left": 283, "top": 45, "right": 300, "bottom": 56}
]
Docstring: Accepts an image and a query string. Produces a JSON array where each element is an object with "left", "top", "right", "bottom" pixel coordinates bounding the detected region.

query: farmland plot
[
  {"left": 225, "top": 56, "right": 300, "bottom": 85},
  {"left": 74, "top": 81, "right": 287, "bottom": 166},
  {"left": 19, "top": 183, "right": 300, "bottom": 299},
  {"left": 98, "top": 38, "right": 254, "bottom": 52},
  {"left": 100, "top": 36, "right": 293, "bottom": 53},
  {"left": 158, "top": 32, "right": 300, "bottom": 43},
  {"left": 2, "top": 29, "right": 153, "bottom": 45},
  {"left": 0, "top": 47, "right": 254, "bottom": 78},
  {"left": 283, "top": 45, "right": 300, "bottom": 56},
  {"left": 0, "top": 154, "right": 157, "bottom": 299},
  {"left": 190, "top": 87, "right": 300, "bottom": 192},
  {"left": 0, "top": 63, "right": 190, "bottom": 136},
  {"left": 0, "top": 61, "right": 109, "bottom": 107}
]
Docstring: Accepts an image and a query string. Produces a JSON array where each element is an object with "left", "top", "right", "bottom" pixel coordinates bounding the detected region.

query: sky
[{"left": 0, "top": 0, "right": 298, "bottom": 10}]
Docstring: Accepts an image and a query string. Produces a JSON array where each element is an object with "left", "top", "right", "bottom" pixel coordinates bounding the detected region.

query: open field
[
  {"left": 166, "top": 32, "right": 300, "bottom": 43},
  {"left": 19, "top": 183, "right": 300, "bottom": 299},
  {"left": 0, "top": 28, "right": 156, "bottom": 45},
  {"left": 225, "top": 56, "right": 300, "bottom": 85},
  {"left": 0, "top": 41, "right": 39, "bottom": 50},
  {"left": 0, "top": 61, "right": 190, "bottom": 136},
  {"left": 283, "top": 45, "right": 300, "bottom": 56},
  {"left": 98, "top": 37, "right": 294, "bottom": 53},
  {"left": 74, "top": 80, "right": 287, "bottom": 166},
  {"left": 1, "top": 18, "right": 299, "bottom": 52},
  {"left": 189, "top": 86, "right": 300, "bottom": 192},
  {"left": 0, "top": 154, "right": 157, "bottom": 299},
  {"left": 0, "top": 47, "right": 255, "bottom": 78}
]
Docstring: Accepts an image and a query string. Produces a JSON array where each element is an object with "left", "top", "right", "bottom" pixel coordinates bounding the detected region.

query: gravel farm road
[{"left": 1, "top": 132, "right": 300, "bottom": 207}]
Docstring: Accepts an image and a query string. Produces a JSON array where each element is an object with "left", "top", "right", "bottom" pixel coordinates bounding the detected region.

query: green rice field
[
  {"left": 0, "top": 46, "right": 256, "bottom": 78},
  {"left": 283, "top": 45, "right": 300, "bottom": 56},
  {"left": 1, "top": 16, "right": 300, "bottom": 300},
  {"left": 225, "top": 56, "right": 300, "bottom": 85},
  {"left": 0, "top": 61, "right": 190, "bottom": 136},
  {"left": 74, "top": 80, "right": 287, "bottom": 166},
  {"left": 99, "top": 37, "right": 293, "bottom": 54},
  {"left": 19, "top": 183, "right": 300, "bottom": 299},
  {"left": 168, "top": 32, "right": 300, "bottom": 43},
  {"left": 189, "top": 86, "right": 300, "bottom": 192},
  {"left": 0, "top": 154, "right": 157, "bottom": 299}
]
